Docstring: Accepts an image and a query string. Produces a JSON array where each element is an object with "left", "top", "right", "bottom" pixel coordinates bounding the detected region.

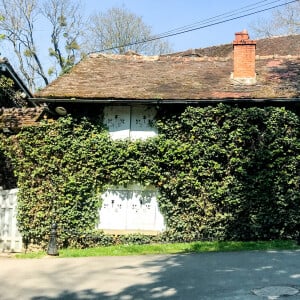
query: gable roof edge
[{"left": 0, "top": 59, "right": 33, "bottom": 98}]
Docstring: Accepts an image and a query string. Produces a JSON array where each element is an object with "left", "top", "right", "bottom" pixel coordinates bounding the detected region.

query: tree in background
[
  {"left": 0, "top": 0, "right": 84, "bottom": 91},
  {"left": 0, "top": 2, "right": 172, "bottom": 91},
  {"left": 82, "top": 6, "right": 172, "bottom": 55},
  {"left": 0, "top": 0, "right": 46, "bottom": 90},
  {"left": 251, "top": 1, "right": 300, "bottom": 38},
  {"left": 41, "top": 0, "right": 84, "bottom": 76}
]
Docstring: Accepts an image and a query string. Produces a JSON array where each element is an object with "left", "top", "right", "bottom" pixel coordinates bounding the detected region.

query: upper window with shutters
[{"left": 103, "top": 105, "right": 157, "bottom": 140}]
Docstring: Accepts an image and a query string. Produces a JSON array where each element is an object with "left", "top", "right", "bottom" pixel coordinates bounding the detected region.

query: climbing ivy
[
  {"left": 156, "top": 105, "right": 300, "bottom": 241},
  {"left": 2, "top": 118, "right": 111, "bottom": 246},
  {"left": 1, "top": 104, "right": 299, "bottom": 247}
]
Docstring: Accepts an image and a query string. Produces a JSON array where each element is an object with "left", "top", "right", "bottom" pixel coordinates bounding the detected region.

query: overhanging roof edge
[
  {"left": 29, "top": 97, "right": 300, "bottom": 104},
  {"left": 0, "top": 63, "right": 33, "bottom": 98}
]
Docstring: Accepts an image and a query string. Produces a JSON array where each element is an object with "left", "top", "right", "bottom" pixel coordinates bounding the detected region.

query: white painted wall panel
[
  {"left": 99, "top": 190, "right": 128, "bottom": 230},
  {"left": 103, "top": 106, "right": 130, "bottom": 140},
  {"left": 98, "top": 187, "right": 165, "bottom": 233},
  {"left": 130, "top": 106, "right": 157, "bottom": 140}
]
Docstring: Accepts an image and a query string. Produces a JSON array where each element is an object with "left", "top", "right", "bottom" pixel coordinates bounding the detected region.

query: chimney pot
[{"left": 234, "top": 29, "right": 249, "bottom": 42}]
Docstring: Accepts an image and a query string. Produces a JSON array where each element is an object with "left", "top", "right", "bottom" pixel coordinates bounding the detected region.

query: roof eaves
[{"left": 30, "top": 97, "right": 300, "bottom": 104}]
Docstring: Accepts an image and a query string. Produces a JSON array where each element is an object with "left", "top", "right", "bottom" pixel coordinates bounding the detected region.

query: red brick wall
[{"left": 233, "top": 31, "right": 256, "bottom": 79}]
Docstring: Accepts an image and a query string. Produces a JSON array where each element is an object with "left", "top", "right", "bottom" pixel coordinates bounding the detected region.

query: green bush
[
  {"left": 58, "top": 231, "right": 161, "bottom": 249},
  {"left": 1, "top": 104, "right": 299, "bottom": 247}
]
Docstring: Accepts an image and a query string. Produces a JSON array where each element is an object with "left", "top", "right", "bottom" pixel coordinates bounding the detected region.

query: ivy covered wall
[
  {"left": 1, "top": 104, "right": 299, "bottom": 247},
  {"left": 156, "top": 105, "right": 300, "bottom": 241}
]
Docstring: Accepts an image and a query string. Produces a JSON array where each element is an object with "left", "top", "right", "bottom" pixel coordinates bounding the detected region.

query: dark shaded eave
[
  {"left": 29, "top": 97, "right": 300, "bottom": 105},
  {"left": 0, "top": 62, "right": 33, "bottom": 98}
]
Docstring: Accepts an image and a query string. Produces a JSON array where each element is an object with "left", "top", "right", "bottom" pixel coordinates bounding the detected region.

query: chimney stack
[{"left": 232, "top": 30, "right": 256, "bottom": 84}]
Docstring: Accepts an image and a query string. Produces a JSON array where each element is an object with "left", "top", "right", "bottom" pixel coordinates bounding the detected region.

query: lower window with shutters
[{"left": 97, "top": 185, "right": 165, "bottom": 235}]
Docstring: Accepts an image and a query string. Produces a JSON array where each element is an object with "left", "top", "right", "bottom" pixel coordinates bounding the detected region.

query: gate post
[{"left": 47, "top": 222, "right": 59, "bottom": 256}]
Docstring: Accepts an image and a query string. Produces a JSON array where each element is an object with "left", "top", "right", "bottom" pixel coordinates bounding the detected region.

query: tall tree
[
  {"left": 0, "top": 0, "right": 84, "bottom": 91},
  {"left": 0, "top": 0, "right": 46, "bottom": 90},
  {"left": 82, "top": 6, "right": 172, "bottom": 55},
  {"left": 41, "top": 0, "right": 84, "bottom": 76},
  {"left": 0, "top": 3, "right": 172, "bottom": 90},
  {"left": 251, "top": 1, "right": 300, "bottom": 38}
]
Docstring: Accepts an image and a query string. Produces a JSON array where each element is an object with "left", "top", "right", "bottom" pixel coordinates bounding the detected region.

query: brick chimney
[{"left": 232, "top": 30, "right": 256, "bottom": 84}]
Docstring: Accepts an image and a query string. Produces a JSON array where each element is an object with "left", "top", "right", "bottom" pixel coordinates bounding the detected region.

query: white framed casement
[
  {"left": 103, "top": 105, "right": 157, "bottom": 140},
  {"left": 103, "top": 106, "right": 131, "bottom": 140},
  {"left": 97, "top": 186, "right": 165, "bottom": 234},
  {"left": 130, "top": 106, "right": 157, "bottom": 140}
]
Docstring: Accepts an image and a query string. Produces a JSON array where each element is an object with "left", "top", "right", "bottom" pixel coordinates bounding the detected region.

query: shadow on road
[{"left": 23, "top": 250, "right": 300, "bottom": 300}]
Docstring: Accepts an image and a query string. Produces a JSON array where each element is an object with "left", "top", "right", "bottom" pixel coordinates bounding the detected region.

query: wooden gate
[{"left": 0, "top": 188, "right": 22, "bottom": 252}]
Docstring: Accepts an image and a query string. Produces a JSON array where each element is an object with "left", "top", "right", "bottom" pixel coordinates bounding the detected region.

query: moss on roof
[{"left": 35, "top": 35, "right": 300, "bottom": 100}]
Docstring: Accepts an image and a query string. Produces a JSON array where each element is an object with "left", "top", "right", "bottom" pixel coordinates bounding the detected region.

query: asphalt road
[{"left": 0, "top": 250, "right": 300, "bottom": 299}]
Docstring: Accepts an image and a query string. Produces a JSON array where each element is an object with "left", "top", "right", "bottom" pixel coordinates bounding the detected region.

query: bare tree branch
[
  {"left": 82, "top": 7, "right": 172, "bottom": 55},
  {"left": 0, "top": 0, "right": 84, "bottom": 90},
  {"left": 0, "top": 0, "right": 48, "bottom": 90},
  {"left": 41, "top": 0, "right": 84, "bottom": 75},
  {"left": 0, "top": 2, "right": 172, "bottom": 90},
  {"left": 251, "top": 1, "right": 300, "bottom": 38}
]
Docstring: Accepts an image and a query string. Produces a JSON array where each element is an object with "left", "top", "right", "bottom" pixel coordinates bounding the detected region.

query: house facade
[
  {"left": 32, "top": 30, "right": 300, "bottom": 140},
  {"left": 3, "top": 31, "right": 300, "bottom": 235}
]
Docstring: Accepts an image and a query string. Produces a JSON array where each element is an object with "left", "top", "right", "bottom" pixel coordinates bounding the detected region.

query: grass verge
[{"left": 16, "top": 240, "right": 300, "bottom": 259}]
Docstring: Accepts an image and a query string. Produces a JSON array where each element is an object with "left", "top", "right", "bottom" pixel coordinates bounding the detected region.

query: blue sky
[
  {"left": 82, "top": 0, "right": 275, "bottom": 52},
  {"left": 0, "top": 0, "right": 281, "bottom": 88}
]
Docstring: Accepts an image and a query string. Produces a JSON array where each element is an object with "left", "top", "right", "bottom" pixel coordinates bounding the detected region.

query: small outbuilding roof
[
  {"left": 0, "top": 107, "right": 46, "bottom": 131},
  {"left": 0, "top": 57, "right": 32, "bottom": 100}
]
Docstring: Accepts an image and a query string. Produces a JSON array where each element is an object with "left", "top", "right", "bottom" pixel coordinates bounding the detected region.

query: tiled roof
[
  {"left": 35, "top": 34, "right": 300, "bottom": 101},
  {"left": 0, "top": 107, "right": 46, "bottom": 130},
  {"left": 172, "top": 34, "right": 300, "bottom": 58}
]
